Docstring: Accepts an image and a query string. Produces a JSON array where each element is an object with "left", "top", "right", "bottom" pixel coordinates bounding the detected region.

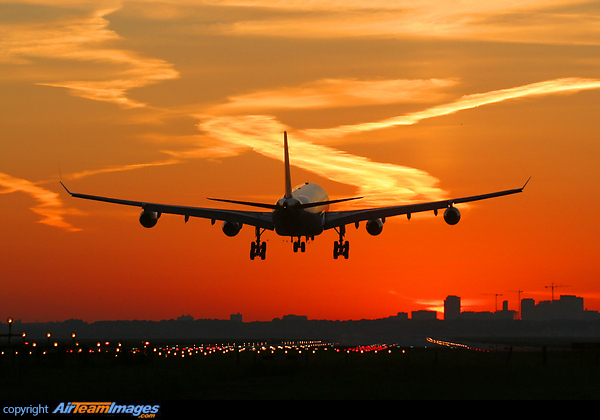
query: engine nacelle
[
  {"left": 139, "top": 210, "right": 159, "bottom": 228},
  {"left": 443, "top": 206, "right": 461, "bottom": 225},
  {"left": 366, "top": 219, "right": 384, "bottom": 236},
  {"left": 222, "top": 221, "right": 242, "bottom": 237}
]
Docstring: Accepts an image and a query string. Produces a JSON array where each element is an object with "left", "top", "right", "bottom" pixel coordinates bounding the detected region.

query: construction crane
[
  {"left": 509, "top": 289, "right": 524, "bottom": 319},
  {"left": 482, "top": 293, "right": 503, "bottom": 312},
  {"left": 545, "top": 283, "right": 569, "bottom": 302}
]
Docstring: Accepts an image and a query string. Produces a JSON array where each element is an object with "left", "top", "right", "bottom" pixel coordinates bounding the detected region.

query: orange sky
[{"left": 2, "top": 0, "right": 600, "bottom": 322}]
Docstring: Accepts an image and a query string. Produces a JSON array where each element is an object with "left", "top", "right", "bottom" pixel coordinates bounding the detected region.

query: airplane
[{"left": 61, "top": 132, "right": 529, "bottom": 260}]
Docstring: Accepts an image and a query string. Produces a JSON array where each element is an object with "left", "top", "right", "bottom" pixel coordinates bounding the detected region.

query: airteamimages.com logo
[
  {"left": 53, "top": 402, "right": 160, "bottom": 417},
  {"left": 3, "top": 402, "right": 161, "bottom": 417}
]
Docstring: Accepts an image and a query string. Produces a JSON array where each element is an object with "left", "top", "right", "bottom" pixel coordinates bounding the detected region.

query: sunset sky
[{"left": 2, "top": 0, "right": 600, "bottom": 323}]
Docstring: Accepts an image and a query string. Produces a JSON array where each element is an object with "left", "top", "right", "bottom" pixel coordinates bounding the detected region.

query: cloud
[
  {"left": 63, "top": 158, "right": 181, "bottom": 181},
  {"left": 0, "top": 159, "right": 189, "bottom": 232},
  {"left": 186, "top": 77, "right": 600, "bottom": 208},
  {"left": 0, "top": 172, "right": 81, "bottom": 232},
  {"left": 0, "top": 3, "right": 179, "bottom": 108},
  {"left": 9, "top": 2, "right": 598, "bottom": 221},
  {"left": 204, "top": 0, "right": 600, "bottom": 45},
  {"left": 301, "top": 78, "right": 600, "bottom": 139},
  {"left": 211, "top": 78, "right": 457, "bottom": 113},
  {"left": 196, "top": 114, "right": 446, "bottom": 207}
]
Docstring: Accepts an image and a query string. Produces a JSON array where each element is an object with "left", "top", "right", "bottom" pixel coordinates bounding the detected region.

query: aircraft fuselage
[{"left": 273, "top": 182, "right": 328, "bottom": 237}]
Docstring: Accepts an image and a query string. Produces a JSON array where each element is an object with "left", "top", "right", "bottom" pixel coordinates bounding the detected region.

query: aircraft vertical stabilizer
[{"left": 284, "top": 131, "right": 293, "bottom": 199}]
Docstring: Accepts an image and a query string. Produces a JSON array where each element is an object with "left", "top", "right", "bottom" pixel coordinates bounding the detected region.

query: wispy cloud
[
  {"left": 196, "top": 114, "right": 446, "bottom": 207},
  {"left": 192, "top": 77, "right": 600, "bottom": 207},
  {"left": 0, "top": 4, "right": 179, "bottom": 107},
  {"left": 8, "top": 2, "right": 599, "bottom": 224},
  {"left": 211, "top": 78, "right": 457, "bottom": 113},
  {"left": 205, "top": 0, "right": 600, "bottom": 45},
  {"left": 0, "top": 172, "right": 81, "bottom": 232},
  {"left": 63, "top": 158, "right": 181, "bottom": 181},
  {"left": 301, "top": 78, "right": 600, "bottom": 139}
]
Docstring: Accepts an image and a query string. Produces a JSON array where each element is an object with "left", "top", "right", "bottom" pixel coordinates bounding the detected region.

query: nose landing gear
[
  {"left": 292, "top": 236, "right": 313, "bottom": 253},
  {"left": 293, "top": 238, "right": 306, "bottom": 253}
]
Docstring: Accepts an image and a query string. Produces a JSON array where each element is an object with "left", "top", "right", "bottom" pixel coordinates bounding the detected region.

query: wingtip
[
  {"left": 60, "top": 181, "right": 72, "bottom": 195},
  {"left": 522, "top": 176, "right": 531, "bottom": 190}
]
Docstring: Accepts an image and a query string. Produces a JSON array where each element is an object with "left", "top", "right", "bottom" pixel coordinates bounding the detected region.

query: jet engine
[
  {"left": 443, "top": 206, "right": 461, "bottom": 225},
  {"left": 139, "top": 210, "right": 159, "bottom": 228},
  {"left": 366, "top": 219, "right": 384, "bottom": 236},
  {"left": 222, "top": 221, "right": 242, "bottom": 237}
]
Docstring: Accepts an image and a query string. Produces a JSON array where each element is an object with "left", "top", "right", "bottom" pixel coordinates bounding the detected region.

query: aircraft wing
[
  {"left": 323, "top": 178, "right": 530, "bottom": 230},
  {"left": 60, "top": 182, "right": 275, "bottom": 230}
]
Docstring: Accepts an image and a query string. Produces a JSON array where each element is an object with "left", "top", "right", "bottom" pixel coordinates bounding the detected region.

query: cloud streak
[
  {"left": 210, "top": 78, "right": 457, "bottom": 113},
  {"left": 196, "top": 114, "right": 446, "bottom": 207},
  {"left": 205, "top": 0, "right": 600, "bottom": 45},
  {"left": 0, "top": 172, "right": 81, "bottom": 232},
  {"left": 9, "top": 2, "right": 599, "bottom": 229},
  {"left": 63, "top": 158, "right": 181, "bottom": 181},
  {"left": 1, "top": 4, "right": 179, "bottom": 108},
  {"left": 301, "top": 78, "right": 600, "bottom": 139},
  {"left": 192, "top": 77, "right": 600, "bottom": 208}
]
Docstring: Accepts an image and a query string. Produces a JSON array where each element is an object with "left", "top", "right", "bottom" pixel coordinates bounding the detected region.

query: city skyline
[
  {"left": 2, "top": 1, "right": 600, "bottom": 323},
  {"left": 3, "top": 289, "right": 592, "bottom": 325}
]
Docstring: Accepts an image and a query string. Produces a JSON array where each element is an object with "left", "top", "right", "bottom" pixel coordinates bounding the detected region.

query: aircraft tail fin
[
  {"left": 284, "top": 131, "right": 293, "bottom": 199},
  {"left": 208, "top": 131, "right": 363, "bottom": 210}
]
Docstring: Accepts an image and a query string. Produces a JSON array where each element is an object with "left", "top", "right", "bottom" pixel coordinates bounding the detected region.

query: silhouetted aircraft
[{"left": 61, "top": 132, "right": 529, "bottom": 260}]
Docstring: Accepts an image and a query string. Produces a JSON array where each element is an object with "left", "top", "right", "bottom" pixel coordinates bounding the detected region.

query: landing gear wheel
[
  {"left": 343, "top": 241, "right": 349, "bottom": 259},
  {"left": 333, "top": 226, "right": 350, "bottom": 259},
  {"left": 293, "top": 237, "right": 306, "bottom": 253},
  {"left": 259, "top": 242, "right": 267, "bottom": 260},
  {"left": 250, "top": 227, "right": 267, "bottom": 260}
]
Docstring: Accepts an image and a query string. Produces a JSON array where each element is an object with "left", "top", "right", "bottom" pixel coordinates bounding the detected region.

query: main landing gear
[
  {"left": 333, "top": 225, "right": 349, "bottom": 259},
  {"left": 250, "top": 227, "right": 267, "bottom": 260}
]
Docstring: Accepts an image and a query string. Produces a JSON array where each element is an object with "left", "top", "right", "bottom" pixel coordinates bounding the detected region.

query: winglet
[
  {"left": 284, "top": 131, "right": 293, "bottom": 199},
  {"left": 521, "top": 177, "right": 531, "bottom": 191},
  {"left": 60, "top": 181, "right": 73, "bottom": 195}
]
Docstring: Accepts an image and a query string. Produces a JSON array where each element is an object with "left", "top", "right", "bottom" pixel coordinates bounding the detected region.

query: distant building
[
  {"left": 282, "top": 314, "right": 308, "bottom": 321},
  {"left": 411, "top": 310, "right": 437, "bottom": 320},
  {"left": 444, "top": 296, "right": 461, "bottom": 321},
  {"left": 495, "top": 300, "right": 517, "bottom": 320},
  {"left": 521, "top": 295, "right": 595, "bottom": 321},
  {"left": 392, "top": 312, "right": 409, "bottom": 320},
  {"left": 521, "top": 298, "right": 537, "bottom": 320},
  {"left": 229, "top": 313, "right": 243, "bottom": 322},
  {"left": 442, "top": 295, "right": 515, "bottom": 320},
  {"left": 459, "top": 311, "right": 495, "bottom": 320}
]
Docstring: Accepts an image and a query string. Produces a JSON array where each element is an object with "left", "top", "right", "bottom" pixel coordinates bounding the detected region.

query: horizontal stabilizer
[
  {"left": 298, "top": 196, "right": 362, "bottom": 209},
  {"left": 207, "top": 198, "right": 278, "bottom": 210},
  {"left": 208, "top": 196, "right": 362, "bottom": 210}
]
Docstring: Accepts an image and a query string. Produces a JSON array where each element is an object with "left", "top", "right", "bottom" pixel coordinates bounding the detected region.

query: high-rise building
[{"left": 444, "top": 295, "right": 461, "bottom": 320}]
